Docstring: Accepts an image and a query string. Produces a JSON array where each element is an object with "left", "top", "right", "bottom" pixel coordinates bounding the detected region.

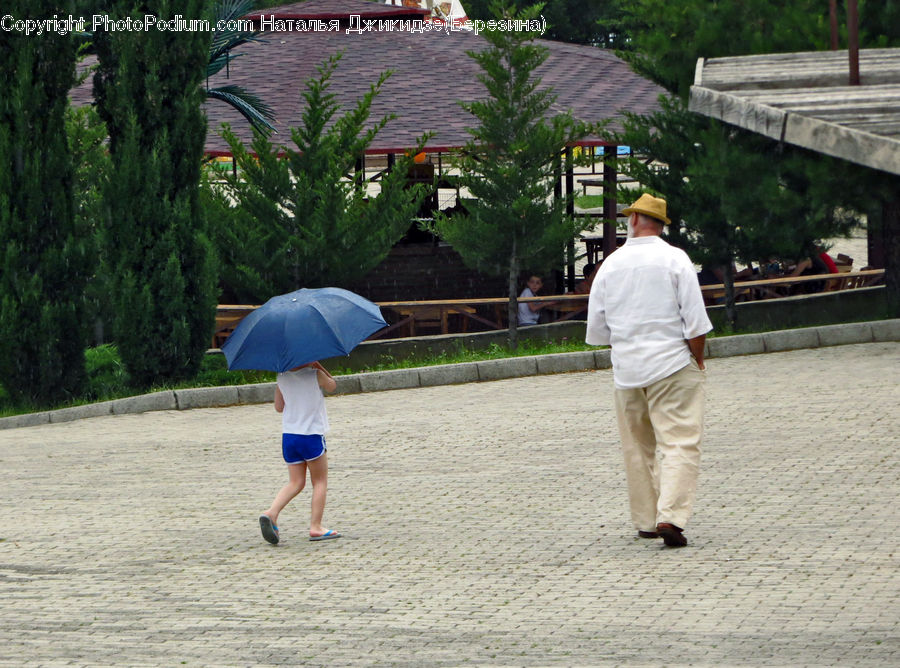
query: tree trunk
[
  {"left": 507, "top": 241, "right": 519, "bottom": 350},
  {"left": 884, "top": 193, "right": 900, "bottom": 317},
  {"left": 724, "top": 261, "right": 737, "bottom": 328}
]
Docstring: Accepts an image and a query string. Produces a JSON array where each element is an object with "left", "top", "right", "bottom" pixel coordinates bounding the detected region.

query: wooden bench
[
  {"left": 577, "top": 178, "right": 605, "bottom": 195},
  {"left": 381, "top": 303, "right": 477, "bottom": 337},
  {"left": 212, "top": 305, "right": 259, "bottom": 348},
  {"left": 699, "top": 269, "right": 884, "bottom": 301}
]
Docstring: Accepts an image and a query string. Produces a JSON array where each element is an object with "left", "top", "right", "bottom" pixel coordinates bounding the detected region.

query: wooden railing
[
  {"left": 699, "top": 269, "right": 884, "bottom": 302},
  {"left": 212, "top": 269, "right": 884, "bottom": 347}
]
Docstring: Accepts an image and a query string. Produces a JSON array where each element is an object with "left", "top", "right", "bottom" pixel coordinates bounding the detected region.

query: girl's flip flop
[
  {"left": 309, "top": 530, "right": 341, "bottom": 541},
  {"left": 259, "top": 515, "right": 279, "bottom": 545}
]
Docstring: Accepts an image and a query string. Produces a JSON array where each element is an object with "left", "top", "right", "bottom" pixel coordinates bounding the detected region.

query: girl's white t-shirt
[{"left": 277, "top": 367, "right": 329, "bottom": 435}]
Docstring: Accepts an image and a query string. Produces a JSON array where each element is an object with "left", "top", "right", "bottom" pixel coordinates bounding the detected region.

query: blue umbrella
[{"left": 222, "top": 288, "right": 387, "bottom": 372}]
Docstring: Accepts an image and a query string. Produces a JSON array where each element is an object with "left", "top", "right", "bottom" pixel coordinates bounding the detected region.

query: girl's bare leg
[
  {"left": 264, "top": 463, "right": 306, "bottom": 526},
  {"left": 306, "top": 453, "right": 329, "bottom": 536}
]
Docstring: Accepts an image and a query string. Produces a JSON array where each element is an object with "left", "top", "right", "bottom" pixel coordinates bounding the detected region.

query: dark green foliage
[
  {"left": 860, "top": 0, "right": 900, "bottom": 47},
  {"left": 430, "top": 3, "right": 592, "bottom": 348},
  {"left": 93, "top": 0, "right": 218, "bottom": 388},
  {"left": 67, "top": 100, "right": 113, "bottom": 346},
  {"left": 614, "top": 0, "right": 830, "bottom": 98},
  {"left": 208, "top": 53, "right": 426, "bottom": 302},
  {"left": 0, "top": 0, "right": 92, "bottom": 406}
]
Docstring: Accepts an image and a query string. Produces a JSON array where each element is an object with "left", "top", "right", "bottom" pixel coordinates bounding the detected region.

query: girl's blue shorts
[{"left": 282, "top": 433, "right": 326, "bottom": 464}]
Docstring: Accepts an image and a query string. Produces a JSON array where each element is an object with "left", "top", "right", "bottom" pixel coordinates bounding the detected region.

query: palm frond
[
  {"left": 209, "top": 0, "right": 263, "bottom": 68},
  {"left": 207, "top": 85, "right": 277, "bottom": 134}
]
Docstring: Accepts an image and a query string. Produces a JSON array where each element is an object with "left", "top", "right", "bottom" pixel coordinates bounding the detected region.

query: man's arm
[
  {"left": 687, "top": 334, "right": 706, "bottom": 370},
  {"left": 677, "top": 260, "right": 713, "bottom": 365}
]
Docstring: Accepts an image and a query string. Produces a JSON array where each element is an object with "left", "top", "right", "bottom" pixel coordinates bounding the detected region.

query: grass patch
[
  {"left": 0, "top": 338, "right": 594, "bottom": 418},
  {"left": 575, "top": 194, "right": 604, "bottom": 209},
  {"left": 328, "top": 338, "right": 595, "bottom": 374},
  {"left": 0, "top": 346, "right": 274, "bottom": 418}
]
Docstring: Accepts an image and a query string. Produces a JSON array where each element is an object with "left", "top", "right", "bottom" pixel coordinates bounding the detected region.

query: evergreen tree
[
  {"left": 93, "top": 0, "right": 218, "bottom": 388},
  {"left": 613, "top": 98, "right": 859, "bottom": 324},
  {"left": 431, "top": 2, "right": 592, "bottom": 349},
  {"left": 0, "top": 0, "right": 92, "bottom": 407},
  {"left": 208, "top": 53, "right": 426, "bottom": 302}
]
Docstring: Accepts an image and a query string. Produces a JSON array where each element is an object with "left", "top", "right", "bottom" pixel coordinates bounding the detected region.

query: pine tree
[
  {"left": 431, "top": 2, "right": 592, "bottom": 349},
  {"left": 93, "top": 0, "right": 217, "bottom": 388},
  {"left": 0, "top": 0, "right": 92, "bottom": 407},
  {"left": 209, "top": 53, "right": 427, "bottom": 302}
]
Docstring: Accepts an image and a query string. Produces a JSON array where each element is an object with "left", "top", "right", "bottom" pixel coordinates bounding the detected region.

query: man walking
[{"left": 586, "top": 194, "right": 712, "bottom": 547}]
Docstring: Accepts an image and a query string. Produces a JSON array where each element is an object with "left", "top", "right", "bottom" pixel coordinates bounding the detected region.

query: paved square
[{"left": 1, "top": 343, "right": 898, "bottom": 666}]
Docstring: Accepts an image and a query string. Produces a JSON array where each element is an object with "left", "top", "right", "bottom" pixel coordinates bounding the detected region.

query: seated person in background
[
  {"left": 518, "top": 274, "right": 554, "bottom": 326},
  {"left": 697, "top": 263, "right": 754, "bottom": 285},
  {"left": 574, "top": 262, "right": 601, "bottom": 294},
  {"left": 697, "top": 265, "right": 721, "bottom": 286},
  {"left": 787, "top": 246, "right": 839, "bottom": 293},
  {"left": 818, "top": 249, "right": 839, "bottom": 273},
  {"left": 697, "top": 263, "right": 756, "bottom": 305}
]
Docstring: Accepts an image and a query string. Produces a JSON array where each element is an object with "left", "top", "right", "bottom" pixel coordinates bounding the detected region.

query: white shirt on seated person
[{"left": 517, "top": 275, "right": 544, "bottom": 326}]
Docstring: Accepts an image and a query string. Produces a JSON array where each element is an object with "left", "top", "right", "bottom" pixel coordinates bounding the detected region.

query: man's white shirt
[{"left": 586, "top": 236, "right": 713, "bottom": 389}]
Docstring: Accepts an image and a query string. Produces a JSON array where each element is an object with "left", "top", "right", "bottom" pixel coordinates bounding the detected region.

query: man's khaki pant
[{"left": 614, "top": 359, "right": 706, "bottom": 532}]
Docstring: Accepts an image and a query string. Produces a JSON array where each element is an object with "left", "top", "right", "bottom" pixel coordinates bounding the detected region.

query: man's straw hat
[{"left": 621, "top": 193, "right": 671, "bottom": 225}]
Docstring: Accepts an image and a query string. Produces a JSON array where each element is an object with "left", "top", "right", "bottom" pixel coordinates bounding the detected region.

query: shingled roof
[
  {"left": 205, "top": 0, "right": 663, "bottom": 154},
  {"left": 70, "top": 0, "right": 664, "bottom": 155}
]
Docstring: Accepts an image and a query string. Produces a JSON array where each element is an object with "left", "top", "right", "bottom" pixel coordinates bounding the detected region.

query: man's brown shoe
[
  {"left": 637, "top": 530, "right": 659, "bottom": 539},
  {"left": 656, "top": 523, "right": 687, "bottom": 547}
]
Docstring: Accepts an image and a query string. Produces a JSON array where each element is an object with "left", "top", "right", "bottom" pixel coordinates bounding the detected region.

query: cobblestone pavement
[{"left": 1, "top": 343, "right": 898, "bottom": 667}]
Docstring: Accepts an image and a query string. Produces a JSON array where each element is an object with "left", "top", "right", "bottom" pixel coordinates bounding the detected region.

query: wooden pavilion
[
  {"left": 199, "top": 0, "right": 665, "bottom": 300},
  {"left": 68, "top": 0, "right": 666, "bottom": 302}
]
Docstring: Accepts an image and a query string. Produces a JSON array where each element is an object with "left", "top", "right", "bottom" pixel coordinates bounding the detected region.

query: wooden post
[
  {"left": 355, "top": 156, "right": 365, "bottom": 188},
  {"left": 602, "top": 146, "right": 618, "bottom": 258},
  {"left": 829, "top": 0, "right": 839, "bottom": 50},
  {"left": 847, "top": 0, "right": 860, "bottom": 85},
  {"left": 565, "top": 146, "right": 575, "bottom": 292},
  {"left": 884, "top": 195, "right": 900, "bottom": 316},
  {"left": 552, "top": 150, "right": 564, "bottom": 292}
]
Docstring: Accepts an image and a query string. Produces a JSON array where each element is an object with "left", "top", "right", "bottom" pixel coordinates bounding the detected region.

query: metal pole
[{"left": 847, "top": 0, "right": 860, "bottom": 85}]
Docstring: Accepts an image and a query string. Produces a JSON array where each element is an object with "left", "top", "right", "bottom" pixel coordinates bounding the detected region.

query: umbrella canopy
[{"left": 222, "top": 288, "right": 387, "bottom": 372}]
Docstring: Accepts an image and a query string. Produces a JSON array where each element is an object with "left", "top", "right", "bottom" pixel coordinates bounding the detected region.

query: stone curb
[{"left": 2, "top": 319, "right": 897, "bottom": 430}]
